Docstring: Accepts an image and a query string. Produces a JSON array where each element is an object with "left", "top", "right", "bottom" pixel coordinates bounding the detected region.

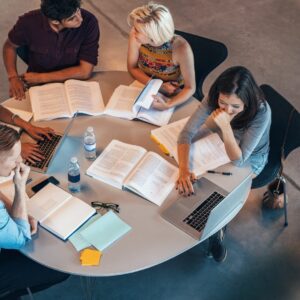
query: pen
[{"left": 207, "top": 170, "right": 233, "bottom": 176}]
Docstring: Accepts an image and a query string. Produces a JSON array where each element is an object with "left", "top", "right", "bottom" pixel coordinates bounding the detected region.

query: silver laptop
[
  {"left": 161, "top": 176, "right": 248, "bottom": 242},
  {"left": 26, "top": 114, "right": 77, "bottom": 173}
]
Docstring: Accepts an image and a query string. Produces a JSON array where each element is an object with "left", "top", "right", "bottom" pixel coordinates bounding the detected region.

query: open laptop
[
  {"left": 161, "top": 176, "right": 249, "bottom": 242},
  {"left": 26, "top": 114, "right": 77, "bottom": 173}
]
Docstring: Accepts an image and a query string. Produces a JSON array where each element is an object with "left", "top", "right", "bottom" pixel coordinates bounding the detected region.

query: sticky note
[{"left": 80, "top": 248, "right": 102, "bottom": 266}]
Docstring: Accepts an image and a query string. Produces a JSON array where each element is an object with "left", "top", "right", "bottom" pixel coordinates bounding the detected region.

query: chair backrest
[
  {"left": 252, "top": 85, "right": 300, "bottom": 188},
  {"left": 175, "top": 30, "right": 228, "bottom": 100}
]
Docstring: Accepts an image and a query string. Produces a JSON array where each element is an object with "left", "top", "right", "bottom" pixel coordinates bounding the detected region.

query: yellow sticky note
[{"left": 80, "top": 248, "right": 102, "bottom": 266}]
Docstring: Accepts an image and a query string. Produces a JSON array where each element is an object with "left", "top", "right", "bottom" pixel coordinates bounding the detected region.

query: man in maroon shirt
[{"left": 3, "top": 0, "right": 100, "bottom": 100}]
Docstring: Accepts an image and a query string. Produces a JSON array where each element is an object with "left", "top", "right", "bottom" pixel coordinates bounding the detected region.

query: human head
[
  {"left": 41, "top": 0, "right": 82, "bottom": 28},
  {"left": 128, "top": 3, "right": 174, "bottom": 46},
  {"left": 0, "top": 125, "right": 22, "bottom": 177},
  {"left": 208, "top": 66, "right": 265, "bottom": 129}
]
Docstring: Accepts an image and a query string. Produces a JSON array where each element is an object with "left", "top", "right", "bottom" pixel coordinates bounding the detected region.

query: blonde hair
[{"left": 128, "top": 3, "right": 174, "bottom": 45}]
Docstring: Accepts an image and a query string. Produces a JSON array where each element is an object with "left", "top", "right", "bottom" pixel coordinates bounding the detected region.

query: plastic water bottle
[
  {"left": 84, "top": 127, "right": 96, "bottom": 160},
  {"left": 68, "top": 157, "right": 81, "bottom": 193}
]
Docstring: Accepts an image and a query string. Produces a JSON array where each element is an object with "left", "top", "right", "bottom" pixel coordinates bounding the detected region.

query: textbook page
[
  {"left": 124, "top": 152, "right": 178, "bottom": 206},
  {"left": 105, "top": 85, "right": 141, "bottom": 119},
  {"left": 174, "top": 133, "right": 231, "bottom": 176},
  {"left": 151, "top": 117, "right": 189, "bottom": 152},
  {"left": 27, "top": 183, "right": 72, "bottom": 222},
  {"left": 64, "top": 79, "right": 105, "bottom": 115},
  {"left": 134, "top": 79, "right": 163, "bottom": 109},
  {"left": 135, "top": 104, "right": 174, "bottom": 127},
  {"left": 86, "top": 140, "right": 147, "bottom": 189},
  {"left": 41, "top": 196, "right": 95, "bottom": 240},
  {"left": 29, "top": 83, "right": 72, "bottom": 121}
]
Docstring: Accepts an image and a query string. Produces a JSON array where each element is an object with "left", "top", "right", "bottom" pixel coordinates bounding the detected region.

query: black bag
[{"left": 262, "top": 177, "right": 286, "bottom": 209}]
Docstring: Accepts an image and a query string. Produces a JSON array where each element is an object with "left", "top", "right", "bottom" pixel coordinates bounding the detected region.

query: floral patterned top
[{"left": 137, "top": 38, "right": 184, "bottom": 86}]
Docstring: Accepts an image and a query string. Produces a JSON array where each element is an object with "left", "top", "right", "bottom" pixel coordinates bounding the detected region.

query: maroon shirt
[{"left": 8, "top": 9, "right": 100, "bottom": 72}]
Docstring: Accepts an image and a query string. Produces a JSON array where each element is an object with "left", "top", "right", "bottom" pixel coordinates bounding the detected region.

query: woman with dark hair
[
  {"left": 0, "top": 125, "right": 68, "bottom": 299},
  {"left": 176, "top": 66, "right": 271, "bottom": 262}
]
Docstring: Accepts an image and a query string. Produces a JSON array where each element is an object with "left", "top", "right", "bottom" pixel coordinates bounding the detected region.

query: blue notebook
[{"left": 80, "top": 211, "right": 131, "bottom": 251}]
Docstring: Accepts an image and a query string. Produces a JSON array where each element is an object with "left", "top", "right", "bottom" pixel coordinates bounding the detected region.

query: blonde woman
[{"left": 127, "top": 3, "right": 195, "bottom": 110}]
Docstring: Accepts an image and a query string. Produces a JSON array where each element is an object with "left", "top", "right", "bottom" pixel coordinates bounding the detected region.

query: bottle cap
[
  {"left": 71, "top": 157, "right": 78, "bottom": 164},
  {"left": 87, "top": 126, "right": 94, "bottom": 132}
]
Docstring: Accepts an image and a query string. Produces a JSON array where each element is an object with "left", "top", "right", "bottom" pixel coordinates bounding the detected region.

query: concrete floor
[{"left": 0, "top": 0, "right": 299, "bottom": 299}]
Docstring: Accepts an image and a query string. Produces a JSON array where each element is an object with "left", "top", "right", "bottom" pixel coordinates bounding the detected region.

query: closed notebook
[{"left": 80, "top": 211, "right": 131, "bottom": 251}]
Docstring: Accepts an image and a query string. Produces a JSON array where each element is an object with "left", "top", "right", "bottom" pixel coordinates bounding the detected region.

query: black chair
[
  {"left": 252, "top": 84, "right": 300, "bottom": 226},
  {"left": 175, "top": 30, "right": 228, "bottom": 100}
]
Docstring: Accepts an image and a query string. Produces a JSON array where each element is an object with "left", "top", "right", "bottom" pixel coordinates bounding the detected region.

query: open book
[
  {"left": 105, "top": 79, "right": 174, "bottom": 126},
  {"left": 151, "top": 118, "right": 231, "bottom": 176},
  {"left": 29, "top": 79, "right": 105, "bottom": 121},
  {"left": 27, "top": 183, "right": 96, "bottom": 240},
  {"left": 86, "top": 140, "right": 178, "bottom": 206}
]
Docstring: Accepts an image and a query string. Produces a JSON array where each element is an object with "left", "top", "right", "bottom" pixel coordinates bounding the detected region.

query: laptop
[
  {"left": 26, "top": 114, "right": 77, "bottom": 173},
  {"left": 161, "top": 176, "right": 248, "bottom": 242}
]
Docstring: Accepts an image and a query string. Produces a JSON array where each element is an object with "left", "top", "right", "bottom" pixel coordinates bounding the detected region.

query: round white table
[{"left": 4, "top": 71, "right": 252, "bottom": 276}]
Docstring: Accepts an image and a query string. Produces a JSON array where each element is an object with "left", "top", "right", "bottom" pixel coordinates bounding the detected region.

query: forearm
[
  {"left": 128, "top": 66, "right": 151, "bottom": 85},
  {"left": 0, "top": 106, "right": 28, "bottom": 129},
  {"left": 178, "top": 143, "right": 191, "bottom": 171},
  {"left": 3, "top": 39, "right": 19, "bottom": 78},
  {"left": 34, "top": 64, "right": 93, "bottom": 84},
  {"left": 221, "top": 126, "right": 242, "bottom": 161},
  {"left": 11, "top": 188, "right": 28, "bottom": 221},
  {"left": 168, "top": 86, "right": 195, "bottom": 107}
]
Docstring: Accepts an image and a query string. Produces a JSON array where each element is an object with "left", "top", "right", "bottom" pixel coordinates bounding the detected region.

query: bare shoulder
[{"left": 172, "top": 35, "right": 193, "bottom": 63}]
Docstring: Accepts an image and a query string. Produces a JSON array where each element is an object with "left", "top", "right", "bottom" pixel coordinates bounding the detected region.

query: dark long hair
[
  {"left": 0, "top": 125, "right": 20, "bottom": 153},
  {"left": 208, "top": 66, "right": 265, "bottom": 130}
]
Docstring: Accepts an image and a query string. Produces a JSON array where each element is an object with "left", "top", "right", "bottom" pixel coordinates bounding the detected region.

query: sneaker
[{"left": 207, "top": 228, "right": 227, "bottom": 263}]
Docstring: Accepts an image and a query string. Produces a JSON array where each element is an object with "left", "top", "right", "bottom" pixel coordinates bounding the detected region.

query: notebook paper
[
  {"left": 69, "top": 214, "right": 102, "bottom": 251},
  {"left": 80, "top": 211, "right": 131, "bottom": 251}
]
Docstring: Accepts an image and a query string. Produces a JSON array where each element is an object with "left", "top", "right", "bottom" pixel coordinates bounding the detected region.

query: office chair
[
  {"left": 251, "top": 84, "right": 300, "bottom": 226},
  {"left": 175, "top": 30, "right": 228, "bottom": 100}
]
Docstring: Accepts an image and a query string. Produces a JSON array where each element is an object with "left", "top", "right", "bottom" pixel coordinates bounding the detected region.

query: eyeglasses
[{"left": 91, "top": 201, "right": 120, "bottom": 214}]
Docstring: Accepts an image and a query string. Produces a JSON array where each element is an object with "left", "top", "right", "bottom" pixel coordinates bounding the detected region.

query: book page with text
[
  {"left": 174, "top": 133, "right": 230, "bottom": 176},
  {"left": 65, "top": 80, "right": 104, "bottom": 115},
  {"left": 86, "top": 140, "right": 147, "bottom": 189},
  {"left": 124, "top": 152, "right": 178, "bottom": 206},
  {"left": 27, "top": 183, "right": 72, "bottom": 222},
  {"left": 105, "top": 85, "right": 141, "bottom": 119},
  {"left": 136, "top": 105, "right": 174, "bottom": 127},
  {"left": 151, "top": 117, "right": 189, "bottom": 155},
  {"left": 29, "top": 83, "right": 72, "bottom": 121}
]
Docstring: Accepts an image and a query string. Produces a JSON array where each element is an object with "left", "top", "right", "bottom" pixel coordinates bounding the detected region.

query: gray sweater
[{"left": 178, "top": 98, "right": 271, "bottom": 172}]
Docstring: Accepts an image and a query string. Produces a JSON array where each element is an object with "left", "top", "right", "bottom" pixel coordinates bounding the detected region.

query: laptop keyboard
[
  {"left": 25, "top": 134, "right": 62, "bottom": 169},
  {"left": 183, "top": 191, "right": 225, "bottom": 232}
]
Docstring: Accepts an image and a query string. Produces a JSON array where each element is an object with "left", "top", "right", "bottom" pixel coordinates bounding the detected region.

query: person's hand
[
  {"left": 211, "top": 108, "right": 231, "bottom": 130},
  {"left": 21, "top": 143, "right": 45, "bottom": 164},
  {"left": 13, "top": 162, "right": 30, "bottom": 192},
  {"left": 152, "top": 94, "right": 172, "bottom": 110},
  {"left": 22, "top": 72, "right": 44, "bottom": 85},
  {"left": 176, "top": 168, "right": 196, "bottom": 196},
  {"left": 160, "top": 81, "right": 180, "bottom": 96},
  {"left": 28, "top": 215, "right": 38, "bottom": 235},
  {"left": 23, "top": 123, "right": 54, "bottom": 141},
  {"left": 9, "top": 76, "right": 26, "bottom": 100}
]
